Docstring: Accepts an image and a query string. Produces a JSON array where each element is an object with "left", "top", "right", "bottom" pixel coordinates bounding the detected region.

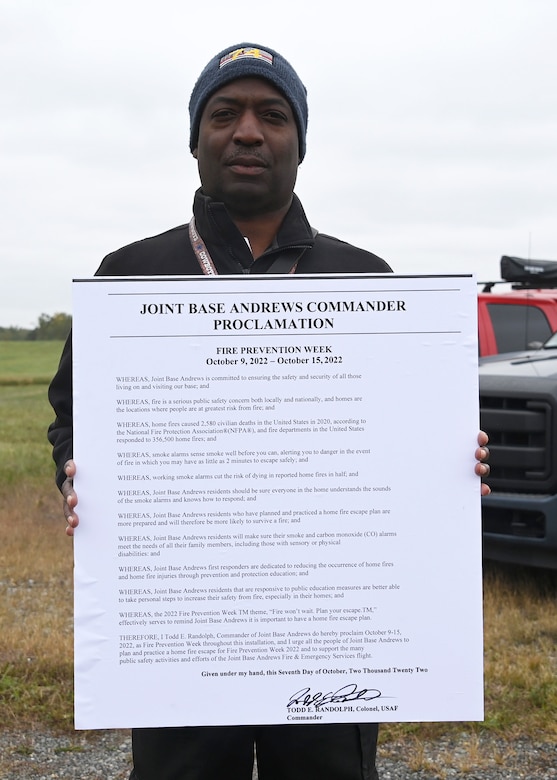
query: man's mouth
[{"left": 226, "top": 155, "right": 268, "bottom": 175}]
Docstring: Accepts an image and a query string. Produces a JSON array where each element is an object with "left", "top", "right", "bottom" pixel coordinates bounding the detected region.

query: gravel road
[{"left": 1, "top": 729, "right": 555, "bottom": 779}]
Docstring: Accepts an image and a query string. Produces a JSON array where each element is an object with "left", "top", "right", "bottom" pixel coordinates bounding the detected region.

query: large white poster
[{"left": 72, "top": 273, "right": 483, "bottom": 729}]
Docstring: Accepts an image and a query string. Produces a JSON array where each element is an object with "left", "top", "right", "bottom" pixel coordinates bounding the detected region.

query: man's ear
[{"left": 192, "top": 148, "right": 198, "bottom": 159}]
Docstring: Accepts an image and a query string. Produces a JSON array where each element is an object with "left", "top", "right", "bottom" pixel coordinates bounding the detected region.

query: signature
[{"left": 287, "top": 684, "right": 382, "bottom": 710}]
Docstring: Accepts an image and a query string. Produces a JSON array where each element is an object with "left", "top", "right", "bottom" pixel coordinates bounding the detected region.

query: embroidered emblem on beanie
[{"left": 220, "top": 47, "right": 274, "bottom": 68}]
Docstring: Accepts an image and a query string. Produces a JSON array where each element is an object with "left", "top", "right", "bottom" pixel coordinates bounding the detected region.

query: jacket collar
[{"left": 192, "top": 189, "right": 315, "bottom": 274}]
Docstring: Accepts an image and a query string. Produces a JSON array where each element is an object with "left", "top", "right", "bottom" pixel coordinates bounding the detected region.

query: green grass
[
  {"left": 0, "top": 341, "right": 73, "bottom": 730},
  {"left": 0, "top": 341, "right": 65, "bottom": 384},
  {"left": 0, "top": 384, "right": 55, "bottom": 489},
  {"left": 0, "top": 341, "right": 64, "bottom": 490}
]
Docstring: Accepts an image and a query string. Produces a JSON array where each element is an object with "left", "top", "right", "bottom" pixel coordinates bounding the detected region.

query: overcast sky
[{"left": 2, "top": 0, "right": 556, "bottom": 328}]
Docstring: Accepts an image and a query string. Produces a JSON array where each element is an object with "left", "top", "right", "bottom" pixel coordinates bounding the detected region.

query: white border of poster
[{"left": 71, "top": 273, "right": 483, "bottom": 729}]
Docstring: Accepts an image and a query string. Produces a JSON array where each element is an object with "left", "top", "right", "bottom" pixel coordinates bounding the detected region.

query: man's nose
[{"left": 232, "top": 111, "right": 264, "bottom": 145}]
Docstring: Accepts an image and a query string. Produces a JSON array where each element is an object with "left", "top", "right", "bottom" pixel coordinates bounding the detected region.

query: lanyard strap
[
  {"left": 188, "top": 217, "right": 302, "bottom": 276},
  {"left": 189, "top": 217, "right": 218, "bottom": 275}
]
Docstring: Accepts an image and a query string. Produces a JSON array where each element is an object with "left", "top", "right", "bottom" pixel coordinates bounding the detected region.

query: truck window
[{"left": 487, "top": 303, "right": 552, "bottom": 352}]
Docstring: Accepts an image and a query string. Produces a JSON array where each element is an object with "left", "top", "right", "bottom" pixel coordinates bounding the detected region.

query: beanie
[{"left": 189, "top": 43, "right": 308, "bottom": 161}]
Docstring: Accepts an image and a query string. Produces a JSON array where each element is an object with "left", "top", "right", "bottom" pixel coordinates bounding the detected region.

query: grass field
[
  {"left": 0, "top": 340, "right": 74, "bottom": 729},
  {"left": 1, "top": 340, "right": 556, "bottom": 745},
  {"left": 0, "top": 341, "right": 65, "bottom": 490},
  {"left": 0, "top": 341, "right": 64, "bottom": 385}
]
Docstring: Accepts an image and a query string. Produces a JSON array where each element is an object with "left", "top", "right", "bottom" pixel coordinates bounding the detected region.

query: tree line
[{"left": 0, "top": 312, "right": 72, "bottom": 341}]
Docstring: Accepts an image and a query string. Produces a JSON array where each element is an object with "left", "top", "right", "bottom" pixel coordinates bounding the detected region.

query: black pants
[{"left": 129, "top": 723, "right": 379, "bottom": 780}]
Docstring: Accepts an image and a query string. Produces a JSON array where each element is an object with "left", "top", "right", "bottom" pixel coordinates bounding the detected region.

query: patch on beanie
[{"left": 219, "top": 47, "right": 273, "bottom": 69}]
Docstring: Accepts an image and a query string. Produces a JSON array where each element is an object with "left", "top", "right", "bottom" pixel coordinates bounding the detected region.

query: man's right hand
[{"left": 62, "top": 459, "right": 79, "bottom": 537}]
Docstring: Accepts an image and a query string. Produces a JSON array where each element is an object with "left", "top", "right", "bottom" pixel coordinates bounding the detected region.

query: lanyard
[
  {"left": 188, "top": 217, "right": 301, "bottom": 276},
  {"left": 188, "top": 217, "right": 219, "bottom": 275}
]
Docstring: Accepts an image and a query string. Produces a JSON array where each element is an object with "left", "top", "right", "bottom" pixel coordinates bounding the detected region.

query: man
[{"left": 48, "top": 43, "right": 490, "bottom": 780}]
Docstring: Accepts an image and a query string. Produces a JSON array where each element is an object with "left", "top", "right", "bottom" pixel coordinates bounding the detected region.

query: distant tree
[
  {"left": 0, "top": 326, "right": 30, "bottom": 341},
  {"left": 0, "top": 313, "right": 72, "bottom": 341},
  {"left": 31, "top": 312, "right": 72, "bottom": 341}
]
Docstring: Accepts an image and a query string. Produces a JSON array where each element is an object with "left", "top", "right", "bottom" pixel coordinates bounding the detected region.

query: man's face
[{"left": 193, "top": 77, "right": 300, "bottom": 219}]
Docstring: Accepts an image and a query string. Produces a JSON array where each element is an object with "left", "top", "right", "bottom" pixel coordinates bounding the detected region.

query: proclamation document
[{"left": 72, "top": 273, "right": 483, "bottom": 729}]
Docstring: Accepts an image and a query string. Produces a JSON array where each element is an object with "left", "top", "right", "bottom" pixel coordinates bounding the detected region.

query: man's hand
[
  {"left": 61, "top": 459, "right": 78, "bottom": 536},
  {"left": 475, "top": 431, "right": 491, "bottom": 496}
]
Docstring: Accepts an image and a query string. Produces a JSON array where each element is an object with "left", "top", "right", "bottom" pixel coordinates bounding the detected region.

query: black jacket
[{"left": 48, "top": 190, "right": 391, "bottom": 488}]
